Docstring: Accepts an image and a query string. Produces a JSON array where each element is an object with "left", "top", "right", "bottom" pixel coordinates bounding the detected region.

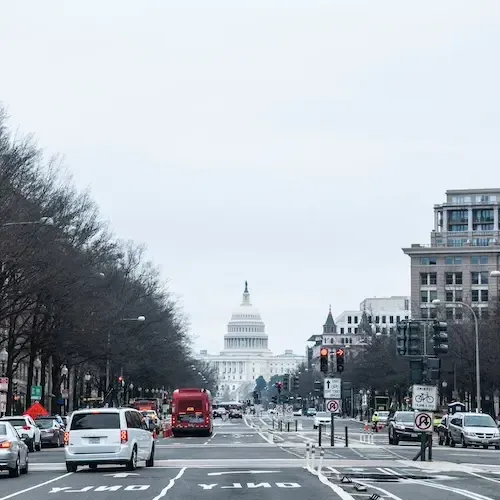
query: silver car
[{"left": 0, "top": 422, "right": 29, "bottom": 477}]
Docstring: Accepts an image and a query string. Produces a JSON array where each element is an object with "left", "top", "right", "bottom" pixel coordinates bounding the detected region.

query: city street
[{"left": 0, "top": 415, "right": 499, "bottom": 499}]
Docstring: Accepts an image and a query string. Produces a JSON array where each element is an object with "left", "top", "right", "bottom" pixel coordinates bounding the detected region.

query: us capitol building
[{"left": 197, "top": 282, "right": 305, "bottom": 401}]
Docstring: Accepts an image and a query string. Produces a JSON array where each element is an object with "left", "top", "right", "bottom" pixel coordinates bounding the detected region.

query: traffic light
[
  {"left": 276, "top": 382, "right": 282, "bottom": 394},
  {"left": 283, "top": 375, "right": 289, "bottom": 392},
  {"left": 432, "top": 320, "right": 448, "bottom": 355},
  {"left": 336, "top": 348, "right": 345, "bottom": 373},
  {"left": 320, "top": 347, "right": 329, "bottom": 373},
  {"left": 292, "top": 375, "right": 299, "bottom": 391},
  {"left": 407, "top": 322, "right": 422, "bottom": 355},
  {"left": 396, "top": 322, "right": 408, "bottom": 356},
  {"left": 426, "top": 357, "right": 441, "bottom": 381}
]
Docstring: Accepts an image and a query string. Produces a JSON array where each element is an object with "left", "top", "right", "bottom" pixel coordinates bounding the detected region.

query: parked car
[
  {"left": 306, "top": 408, "right": 317, "bottom": 417},
  {"left": 0, "top": 422, "right": 29, "bottom": 477},
  {"left": 35, "top": 417, "right": 65, "bottom": 447},
  {"left": 387, "top": 411, "right": 420, "bottom": 445},
  {"left": 313, "top": 412, "right": 331, "bottom": 429},
  {"left": 448, "top": 412, "right": 500, "bottom": 449},
  {"left": 293, "top": 409, "right": 302, "bottom": 417},
  {"left": 64, "top": 407, "right": 155, "bottom": 472},
  {"left": 0, "top": 416, "right": 41, "bottom": 452}
]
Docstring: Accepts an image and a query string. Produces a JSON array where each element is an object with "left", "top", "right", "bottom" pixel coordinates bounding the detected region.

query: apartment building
[{"left": 402, "top": 189, "right": 500, "bottom": 320}]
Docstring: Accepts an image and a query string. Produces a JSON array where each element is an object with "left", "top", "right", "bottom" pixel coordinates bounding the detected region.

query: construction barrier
[
  {"left": 162, "top": 420, "right": 173, "bottom": 438},
  {"left": 359, "top": 429, "right": 374, "bottom": 444}
]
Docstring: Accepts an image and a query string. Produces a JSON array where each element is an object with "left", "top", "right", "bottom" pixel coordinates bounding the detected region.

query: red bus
[{"left": 171, "top": 388, "right": 213, "bottom": 437}]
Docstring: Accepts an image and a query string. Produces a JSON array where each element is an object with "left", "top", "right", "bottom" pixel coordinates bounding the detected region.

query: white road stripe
[
  {"left": 151, "top": 466, "right": 186, "bottom": 500},
  {"left": 0, "top": 472, "right": 74, "bottom": 500}
]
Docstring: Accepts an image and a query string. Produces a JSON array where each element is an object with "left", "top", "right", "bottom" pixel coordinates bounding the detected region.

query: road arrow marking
[
  {"left": 207, "top": 470, "right": 280, "bottom": 476},
  {"left": 104, "top": 472, "right": 140, "bottom": 478}
]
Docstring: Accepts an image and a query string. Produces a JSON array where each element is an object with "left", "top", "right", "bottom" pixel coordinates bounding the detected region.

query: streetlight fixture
[
  {"left": 1, "top": 216, "right": 54, "bottom": 227},
  {"left": 84, "top": 372, "right": 91, "bottom": 382},
  {"left": 432, "top": 298, "right": 481, "bottom": 412},
  {"left": 61, "top": 365, "right": 69, "bottom": 377},
  {"left": 33, "top": 357, "right": 42, "bottom": 386}
]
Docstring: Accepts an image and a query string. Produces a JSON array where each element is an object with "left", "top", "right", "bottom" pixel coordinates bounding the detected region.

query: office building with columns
[{"left": 403, "top": 189, "right": 500, "bottom": 320}]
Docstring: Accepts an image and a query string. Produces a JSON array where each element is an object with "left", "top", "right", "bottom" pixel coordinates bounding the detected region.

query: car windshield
[
  {"left": 36, "top": 419, "right": 56, "bottom": 429},
  {"left": 317, "top": 412, "right": 329, "bottom": 417},
  {"left": 378, "top": 412, "right": 389, "bottom": 418},
  {"left": 396, "top": 412, "right": 414, "bottom": 423},
  {"left": 1, "top": 418, "right": 26, "bottom": 427},
  {"left": 70, "top": 412, "right": 120, "bottom": 430},
  {"left": 464, "top": 415, "right": 496, "bottom": 427}
]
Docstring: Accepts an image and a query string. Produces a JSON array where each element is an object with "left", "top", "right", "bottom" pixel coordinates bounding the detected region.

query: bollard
[
  {"left": 317, "top": 448, "right": 325, "bottom": 474},
  {"left": 287, "top": 421, "right": 290, "bottom": 432},
  {"left": 305, "top": 443, "right": 311, "bottom": 467},
  {"left": 318, "top": 423, "right": 322, "bottom": 447},
  {"left": 311, "top": 444, "right": 316, "bottom": 469},
  {"left": 272, "top": 419, "right": 275, "bottom": 430},
  {"left": 295, "top": 420, "right": 298, "bottom": 432},
  {"left": 345, "top": 426, "right": 348, "bottom": 447}
]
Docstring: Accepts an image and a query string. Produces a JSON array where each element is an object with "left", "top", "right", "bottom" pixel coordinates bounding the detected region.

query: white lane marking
[
  {"left": 203, "top": 432, "right": 217, "bottom": 445},
  {"left": 207, "top": 470, "right": 280, "bottom": 476},
  {"left": 0, "top": 472, "right": 74, "bottom": 500},
  {"left": 313, "top": 468, "right": 356, "bottom": 500},
  {"left": 464, "top": 470, "right": 500, "bottom": 485},
  {"left": 151, "top": 467, "right": 186, "bottom": 500},
  {"left": 351, "top": 479, "right": 405, "bottom": 500}
]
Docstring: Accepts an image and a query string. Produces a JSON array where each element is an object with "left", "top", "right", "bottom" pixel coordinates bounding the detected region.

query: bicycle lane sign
[{"left": 412, "top": 384, "right": 438, "bottom": 411}]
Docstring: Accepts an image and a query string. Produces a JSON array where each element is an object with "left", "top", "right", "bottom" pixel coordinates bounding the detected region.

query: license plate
[
  {"left": 483, "top": 439, "right": 489, "bottom": 444},
  {"left": 411, "top": 433, "right": 418, "bottom": 438},
  {"left": 88, "top": 438, "right": 100, "bottom": 444}
]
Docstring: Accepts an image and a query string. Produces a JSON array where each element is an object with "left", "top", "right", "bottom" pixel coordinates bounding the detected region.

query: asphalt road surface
[{"left": 1, "top": 414, "right": 500, "bottom": 500}]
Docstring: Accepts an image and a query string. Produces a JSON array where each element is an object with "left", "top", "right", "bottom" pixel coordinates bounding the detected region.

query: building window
[
  {"left": 389, "top": 316, "right": 394, "bottom": 323},
  {"left": 446, "top": 309, "right": 454, "bottom": 320},
  {"left": 340, "top": 327, "right": 344, "bottom": 334},
  {"left": 471, "top": 271, "right": 489, "bottom": 284},
  {"left": 420, "top": 257, "right": 437, "bottom": 265},
  {"left": 354, "top": 316, "right": 358, "bottom": 323},
  {"left": 347, "top": 328, "right": 352, "bottom": 334},
  {"left": 421, "top": 272, "right": 437, "bottom": 285},
  {"left": 447, "top": 239, "right": 466, "bottom": 247},
  {"left": 472, "top": 238, "right": 491, "bottom": 246},
  {"left": 446, "top": 272, "right": 462, "bottom": 285},
  {"left": 420, "top": 308, "right": 429, "bottom": 319},
  {"left": 354, "top": 327, "right": 358, "bottom": 334},
  {"left": 381, "top": 315, "right": 386, "bottom": 323},
  {"left": 472, "top": 290, "right": 479, "bottom": 302},
  {"left": 347, "top": 316, "right": 352, "bottom": 324},
  {"left": 471, "top": 256, "right": 489, "bottom": 265},
  {"left": 375, "top": 316, "right": 380, "bottom": 323},
  {"left": 396, "top": 315, "right": 401, "bottom": 323},
  {"left": 445, "top": 256, "right": 462, "bottom": 265}
]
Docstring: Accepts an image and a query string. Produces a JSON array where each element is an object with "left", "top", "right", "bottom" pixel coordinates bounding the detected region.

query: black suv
[{"left": 387, "top": 411, "right": 420, "bottom": 445}]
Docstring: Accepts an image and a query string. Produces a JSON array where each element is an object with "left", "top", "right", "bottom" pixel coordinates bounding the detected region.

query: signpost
[
  {"left": 31, "top": 385, "right": 42, "bottom": 401},
  {"left": 326, "top": 399, "right": 340, "bottom": 414},
  {"left": 414, "top": 411, "right": 433, "bottom": 433},
  {"left": 412, "top": 384, "right": 437, "bottom": 411},
  {"left": 323, "top": 378, "right": 341, "bottom": 399}
]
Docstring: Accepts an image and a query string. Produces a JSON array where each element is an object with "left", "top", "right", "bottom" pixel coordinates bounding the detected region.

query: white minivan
[{"left": 64, "top": 408, "right": 154, "bottom": 472}]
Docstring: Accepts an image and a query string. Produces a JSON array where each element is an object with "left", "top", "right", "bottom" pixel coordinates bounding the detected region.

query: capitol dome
[{"left": 223, "top": 282, "right": 269, "bottom": 351}]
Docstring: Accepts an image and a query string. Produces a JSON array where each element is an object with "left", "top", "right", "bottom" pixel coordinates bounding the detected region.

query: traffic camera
[
  {"left": 335, "top": 348, "right": 345, "bottom": 373},
  {"left": 320, "top": 347, "right": 329, "bottom": 373},
  {"left": 432, "top": 320, "right": 448, "bottom": 355},
  {"left": 407, "top": 322, "right": 422, "bottom": 355},
  {"left": 396, "top": 322, "right": 408, "bottom": 356}
]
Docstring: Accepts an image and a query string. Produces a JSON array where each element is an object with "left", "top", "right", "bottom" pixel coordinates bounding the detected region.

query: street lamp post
[
  {"left": 33, "top": 357, "right": 42, "bottom": 386},
  {"left": 0, "top": 348, "right": 7, "bottom": 376},
  {"left": 432, "top": 298, "right": 480, "bottom": 412},
  {"left": 84, "top": 372, "right": 91, "bottom": 407},
  {"left": 61, "top": 365, "right": 69, "bottom": 416}
]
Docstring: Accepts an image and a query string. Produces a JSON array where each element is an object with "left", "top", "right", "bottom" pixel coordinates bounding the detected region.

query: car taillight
[
  {"left": 120, "top": 430, "right": 128, "bottom": 443},
  {"left": 0, "top": 441, "right": 11, "bottom": 448},
  {"left": 22, "top": 426, "right": 30, "bottom": 430},
  {"left": 63, "top": 432, "right": 69, "bottom": 445}
]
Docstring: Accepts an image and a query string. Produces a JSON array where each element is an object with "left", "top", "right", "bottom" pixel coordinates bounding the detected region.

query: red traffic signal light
[
  {"left": 320, "top": 347, "right": 328, "bottom": 357},
  {"left": 336, "top": 349, "right": 344, "bottom": 356},
  {"left": 118, "top": 376, "right": 123, "bottom": 382},
  {"left": 336, "top": 348, "right": 345, "bottom": 373},
  {"left": 320, "top": 347, "right": 329, "bottom": 373}
]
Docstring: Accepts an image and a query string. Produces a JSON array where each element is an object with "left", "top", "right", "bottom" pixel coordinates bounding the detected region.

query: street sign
[
  {"left": 326, "top": 399, "right": 340, "bottom": 413},
  {"left": 323, "top": 378, "right": 341, "bottom": 399},
  {"left": 414, "top": 411, "right": 433, "bottom": 433},
  {"left": 412, "top": 384, "right": 437, "bottom": 411},
  {"left": 31, "top": 385, "right": 42, "bottom": 401}
]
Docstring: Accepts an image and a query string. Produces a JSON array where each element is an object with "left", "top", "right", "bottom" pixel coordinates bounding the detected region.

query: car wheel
[
  {"left": 66, "top": 462, "right": 77, "bottom": 473},
  {"left": 21, "top": 455, "right": 28, "bottom": 475},
  {"left": 89, "top": 464, "right": 98, "bottom": 470},
  {"left": 28, "top": 440, "right": 35, "bottom": 453},
  {"left": 126, "top": 446, "right": 138, "bottom": 471},
  {"left": 461, "top": 435, "right": 468, "bottom": 448},
  {"left": 9, "top": 457, "right": 20, "bottom": 478},
  {"left": 35, "top": 441, "right": 41, "bottom": 451},
  {"left": 146, "top": 445, "right": 155, "bottom": 467},
  {"left": 392, "top": 432, "right": 399, "bottom": 445}
]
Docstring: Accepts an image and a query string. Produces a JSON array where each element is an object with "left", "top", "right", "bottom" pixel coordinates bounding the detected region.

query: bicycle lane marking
[{"left": 0, "top": 473, "right": 74, "bottom": 500}]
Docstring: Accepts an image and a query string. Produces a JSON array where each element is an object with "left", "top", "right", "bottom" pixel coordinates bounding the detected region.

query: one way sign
[{"left": 324, "top": 378, "right": 341, "bottom": 399}]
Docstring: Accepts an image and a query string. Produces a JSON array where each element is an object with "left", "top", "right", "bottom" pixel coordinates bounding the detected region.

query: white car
[
  {"left": 64, "top": 408, "right": 154, "bottom": 472},
  {"left": 313, "top": 412, "right": 332, "bottom": 429},
  {"left": 0, "top": 416, "right": 41, "bottom": 452},
  {"left": 293, "top": 409, "right": 302, "bottom": 417}
]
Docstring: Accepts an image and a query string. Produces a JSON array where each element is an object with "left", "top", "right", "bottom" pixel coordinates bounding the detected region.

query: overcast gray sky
[{"left": 1, "top": 1, "right": 498, "bottom": 356}]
